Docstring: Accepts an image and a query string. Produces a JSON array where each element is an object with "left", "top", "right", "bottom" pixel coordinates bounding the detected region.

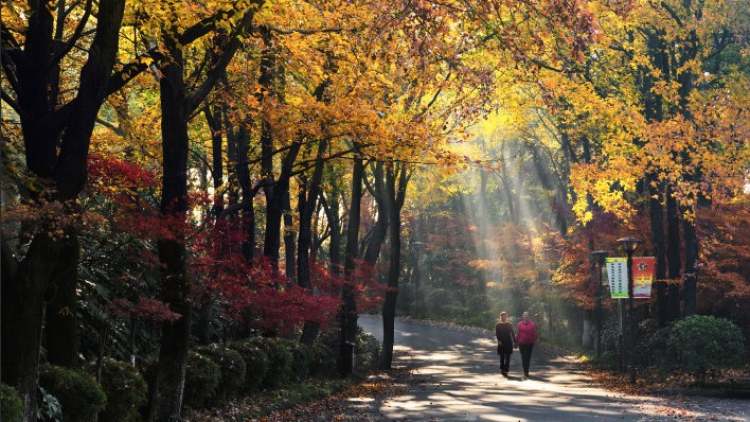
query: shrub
[
  {"left": 354, "top": 329, "right": 381, "bottom": 372},
  {"left": 183, "top": 352, "right": 220, "bottom": 409},
  {"left": 94, "top": 358, "right": 147, "bottom": 422},
  {"left": 39, "top": 365, "right": 106, "bottom": 422},
  {"left": 634, "top": 325, "right": 673, "bottom": 369},
  {"left": 668, "top": 315, "right": 746, "bottom": 378},
  {"left": 283, "top": 340, "right": 313, "bottom": 381},
  {"left": 310, "top": 329, "right": 338, "bottom": 377},
  {"left": 250, "top": 337, "right": 293, "bottom": 388},
  {"left": 0, "top": 383, "right": 22, "bottom": 422},
  {"left": 195, "top": 344, "right": 246, "bottom": 403},
  {"left": 229, "top": 340, "right": 270, "bottom": 392}
]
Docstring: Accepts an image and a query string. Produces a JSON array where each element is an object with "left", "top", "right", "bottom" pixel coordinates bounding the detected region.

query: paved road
[{"left": 357, "top": 315, "right": 749, "bottom": 422}]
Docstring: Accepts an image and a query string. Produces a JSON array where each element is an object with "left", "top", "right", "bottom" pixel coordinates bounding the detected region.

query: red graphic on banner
[{"left": 632, "top": 256, "right": 656, "bottom": 298}]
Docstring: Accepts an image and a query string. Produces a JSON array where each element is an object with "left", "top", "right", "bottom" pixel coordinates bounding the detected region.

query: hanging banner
[
  {"left": 632, "top": 256, "right": 656, "bottom": 299},
  {"left": 605, "top": 257, "right": 628, "bottom": 299}
]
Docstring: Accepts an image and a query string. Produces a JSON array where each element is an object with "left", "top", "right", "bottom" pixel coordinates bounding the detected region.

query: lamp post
[
  {"left": 590, "top": 250, "right": 609, "bottom": 359},
  {"left": 617, "top": 236, "right": 641, "bottom": 383}
]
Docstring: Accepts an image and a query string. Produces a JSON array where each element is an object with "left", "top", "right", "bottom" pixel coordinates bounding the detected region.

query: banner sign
[
  {"left": 605, "top": 257, "right": 628, "bottom": 299},
  {"left": 632, "top": 256, "right": 656, "bottom": 299}
]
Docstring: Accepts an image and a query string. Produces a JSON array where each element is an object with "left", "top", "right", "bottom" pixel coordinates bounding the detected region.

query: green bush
[
  {"left": 250, "top": 337, "right": 294, "bottom": 388},
  {"left": 634, "top": 325, "right": 672, "bottom": 369},
  {"left": 94, "top": 358, "right": 147, "bottom": 422},
  {"left": 354, "top": 329, "right": 381, "bottom": 372},
  {"left": 195, "top": 344, "right": 246, "bottom": 403},
  {"left": 0, "top": 383, "right": 23, "bottom": 422},
  {"left": 183, "top": 352, "right": 220, "bottom": 409},
  {"left": 310, "top": 330, "right": 338, "bottom": 377},
  {"left": 39, "top": 365, "right": 106, "bottom": 422},
  {"left": 282, "top": 339, "right": 313, "bottom": 381},
  {"left": 668, "top": 315, "right": 746, "bottom": 377},
  {"left": 229, "top": 340, "right": 270, "bottom": 392}
]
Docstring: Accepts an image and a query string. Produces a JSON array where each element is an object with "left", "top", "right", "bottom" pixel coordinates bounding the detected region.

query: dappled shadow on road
[{"left": 356, "top": 316, "right": 743, "bottom": 421}]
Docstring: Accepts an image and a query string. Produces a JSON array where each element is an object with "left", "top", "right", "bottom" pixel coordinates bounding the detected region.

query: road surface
[{"left": 356, "top": 315, "right": 749, "bottom": 422}]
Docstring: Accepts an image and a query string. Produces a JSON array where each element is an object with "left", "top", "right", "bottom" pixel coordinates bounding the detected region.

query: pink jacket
[{"left": 516, "top": 320, "right": 537, "bottom": 345}]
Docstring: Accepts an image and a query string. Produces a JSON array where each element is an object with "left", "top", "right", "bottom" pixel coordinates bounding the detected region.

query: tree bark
[
  {"left": 154, "top": 35, "right": 192, "bottom": 422},
  {"left": 337, "top": 156, "right": 363, "bottom": 376},
  {"left": 648, "top": 180, "right": 668, "bottom": 326},
  {"left": 682, "top": 218, "right": 698, "bottom": 316},
  {"left": 299, "top": 141, "right": 327, "bottom": 344},
  {"left": 321, "top": 188, "right": 343, "bottom": 275},
  {"left": 380, "top": 163, "right": 409, "bottom": 370},
  {"left": 363, "top": 162, "right": 389, "bottom": 266},
  {"left": 44, "top": 229, "right": 80, "bottom": 367},
  {"left": 1, "top": 1, "right": 126, "bottom": 418},
  {"left": 666, "top": 189, "right": 682, "bottom": 320}
]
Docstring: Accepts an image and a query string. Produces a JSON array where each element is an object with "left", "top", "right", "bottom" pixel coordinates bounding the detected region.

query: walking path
[{"left": 352, "top": 315, "right": 749, "bottom": 422}]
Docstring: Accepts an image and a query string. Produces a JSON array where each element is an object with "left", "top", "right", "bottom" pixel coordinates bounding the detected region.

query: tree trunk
[
  {"left": 283, "top": 189, "right": 296, "bottom": 281},
  {"left": 363, "top": 162, "right": 389, "bottom": 266},
  {"left": 666, "top": 189, "right": 682, "bottom": 320},
  {"left": 337, "top": 156, "right": 363, "bottom": 376},
  {"left": 649, "top": 180, "right": 668, "bottom": 326},
  {"left": 299, "top": 141, "right": 327, "bottom": 344},
  {"left": 44, "top": 229, "right": 80, "bottom": 367},
  {"left": 234, "top": 126, "right": 255, "bottom": 262},
  {"left": 154, "top": 36, "right": 192, "bottom": 422},
  {"left": 682, "top": 218, "right": 698, "bottom": 316},
  {"left": 322, "top": 188, "right": 342, "bottom": 275},
  {"left": 380, "top": 163, "right": 408, "bottom": 370},
  {"left": 1, "top": 0, "right": 126, "bottom": 417}
]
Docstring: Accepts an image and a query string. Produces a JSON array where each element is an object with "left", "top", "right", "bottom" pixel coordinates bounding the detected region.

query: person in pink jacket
[{"left": 516, "top": 311, "right": 538, "bottom": 379}]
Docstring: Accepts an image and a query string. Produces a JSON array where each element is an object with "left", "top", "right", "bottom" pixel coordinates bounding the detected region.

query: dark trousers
[
  {"left": 499, "top": 351, "right": 512, "bottom": 374},
  {"left": 519, "top": 344, "right": 534, "bottom": 376}
]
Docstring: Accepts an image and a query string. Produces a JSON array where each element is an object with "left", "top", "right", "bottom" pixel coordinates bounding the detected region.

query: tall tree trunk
[
  {"left": 363, "top": 162, "right": 389, "bottom": 266},
  {"left": 283, "top": 189, "right": 296, "bottom": 281},
  {"left": 154, "top": 36, "right": 192, "bottom": 422},
  {"left": 235, "top": 126, "right": 255, "bottom": 262},
  {"left": 682, "top": 218, "right": 698, "bottom": 316},
  {"left": 321, "top": 187, "right": 342, "bottom": 275},
  {"left": 299, "top": 141, "right": 327, "bottom": 344},
  {"left": 649, "top": 179, "right": 668, "bottom": 326},
  {"left": 380, "top": 163, "right": 408, "bottom": 370},
  {"left": 337, "top": 156, "right": 363, "bottom": 376},
  {"left": 666, "top": 189, "right": 681, "bottom": 320},
  {"left": 1, "top": 1, "right": 126, "bottom": 418},
  {"left": 44, "top": 229, "right": 80, "bottom": 366}
]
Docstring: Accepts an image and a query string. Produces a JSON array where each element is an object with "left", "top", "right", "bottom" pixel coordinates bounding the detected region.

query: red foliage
[{"left": 110, "top": 297, "right": 181, "bottom": 322}]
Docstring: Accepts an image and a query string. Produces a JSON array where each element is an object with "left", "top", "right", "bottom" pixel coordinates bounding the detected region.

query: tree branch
[{"left": 51, "top": 0, "right": 93, "bottom": 66}]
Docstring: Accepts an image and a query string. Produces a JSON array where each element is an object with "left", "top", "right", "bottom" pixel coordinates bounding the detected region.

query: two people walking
[{"left": 495, "top": 311, "right": 537, "bottom": 379}]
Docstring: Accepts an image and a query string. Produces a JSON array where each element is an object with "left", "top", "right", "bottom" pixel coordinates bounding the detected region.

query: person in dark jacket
[{"left": 495, "top": 311, "right": 515, "bottom": 377}]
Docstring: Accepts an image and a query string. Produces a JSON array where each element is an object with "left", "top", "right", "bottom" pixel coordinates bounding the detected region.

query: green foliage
[
  {"left": 229, "top": 340, "right": 270, "bottom": 392},
  {"left": 39, "top": 365, "right": 107, "bottom": 422},
  {"left": 354, "top": 328, "right": 381, "bottom": 372},
  {"left": 668, "top": 315, "right": 746, "bottom": 376},
  {"left": 0, "top": 383, "right": 23, "bottom": 422},
  {"left": 310, "top": 329, "right": 338, "bottom": 377},
  {"left": 94, "top": 358, "right": 147, "bottom": 422},
  {"left": 183, "top": 352, "right": 221, "bottom": 409},
  {"left": 634, "top": 323, "right": 673, "bottom": 369},
  {"left": 195, "top": 344, "right": 246, "bottom": 403},
  {"left": 282, "top": 339, "right": 313, "bottom": 381},
  {"left": 250, "top": 337, "right": 294, "bottom": 388}
]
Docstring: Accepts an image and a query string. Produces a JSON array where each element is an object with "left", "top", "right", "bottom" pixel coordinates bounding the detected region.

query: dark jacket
[{"left": 495, "top": 322, "right": 515, "bottom": 354}]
